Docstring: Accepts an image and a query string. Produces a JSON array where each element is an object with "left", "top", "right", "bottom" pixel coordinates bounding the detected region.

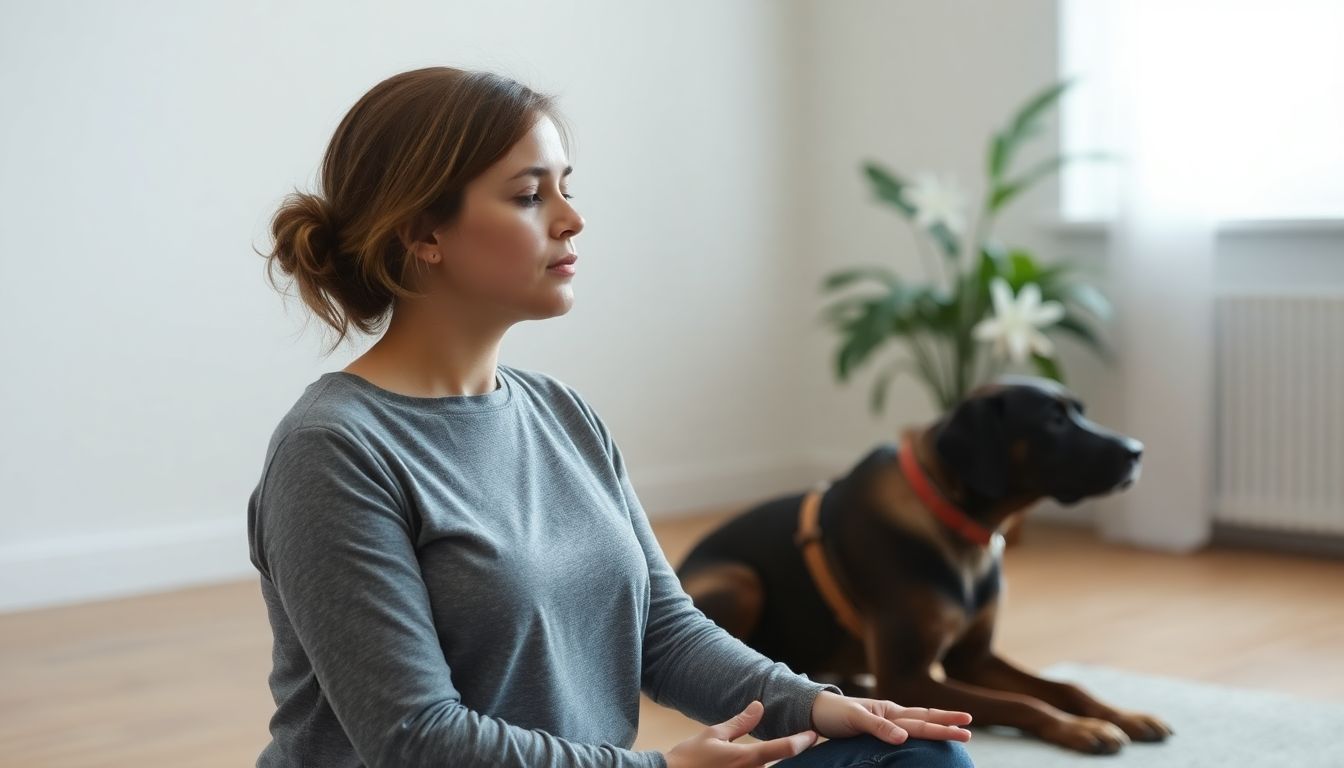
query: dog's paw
[
  {"left": 1041, "top": 715, "right": 1131, "bottom": 755},
  {"left": 1108, "top": 709, "right": 1173, "bottom": 742}
]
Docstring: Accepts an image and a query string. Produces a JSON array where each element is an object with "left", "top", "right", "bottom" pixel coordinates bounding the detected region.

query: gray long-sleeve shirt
[{"left": 246, "top": 363, "right": 841, "bottom": 767}]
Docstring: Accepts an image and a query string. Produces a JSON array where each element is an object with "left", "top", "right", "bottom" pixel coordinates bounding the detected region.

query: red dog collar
[{"left": 899, "top": 434, "right": 996, "bottom": 547}]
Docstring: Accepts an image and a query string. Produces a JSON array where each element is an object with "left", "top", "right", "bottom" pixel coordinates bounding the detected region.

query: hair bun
[
  {"left": 301, "top": 192, "right": 339, "bottom": 253},
  {"left": 272, "top": 192, "right": 339, "bottom": 278}
]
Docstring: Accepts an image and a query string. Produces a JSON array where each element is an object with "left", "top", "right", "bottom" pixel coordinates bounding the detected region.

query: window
[{"left": 1059, "top": 0, "right": 1344, "bottom": 222}]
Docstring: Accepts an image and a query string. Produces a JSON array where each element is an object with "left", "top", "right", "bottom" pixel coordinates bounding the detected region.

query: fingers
[
  {"left": 894, "top": 719, "right": 974, "bottom": 742},
  {"left": 869, "top": 701, "right": 973, "bottom": 743},
  {"left": 890, "top": 705, "right": 973, "bottom": 725},
  {"left": 872, "top": 716, "right": 909, "bottom": 744},
  {"left": 709, "top": 700, "right": 764, "bottom": 742},
  {"left": 751, "top": 730, "right": 818, "bottom": 763}
]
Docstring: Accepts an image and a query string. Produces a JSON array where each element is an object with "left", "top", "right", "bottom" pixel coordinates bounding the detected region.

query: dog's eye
[{"left": 1050, "top": 406, "right": 1069, "bottom": 430}]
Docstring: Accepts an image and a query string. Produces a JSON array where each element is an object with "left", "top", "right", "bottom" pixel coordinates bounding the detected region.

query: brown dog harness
[{"left": 794, "top": 479, "right": 867, "bottom": 639}]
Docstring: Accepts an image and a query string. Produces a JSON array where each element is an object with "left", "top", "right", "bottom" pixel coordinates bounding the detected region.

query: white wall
[{"left": 0, "top": 0, "right": 1069, "bottom": 613}]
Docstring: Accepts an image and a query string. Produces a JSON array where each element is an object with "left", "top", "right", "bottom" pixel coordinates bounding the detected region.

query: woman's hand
[
  {"left": 663, "top": 700, "right": 817, "bottom": 768},
  {"left": 809, "top": 690, "right": 973, "bottom": 745}
]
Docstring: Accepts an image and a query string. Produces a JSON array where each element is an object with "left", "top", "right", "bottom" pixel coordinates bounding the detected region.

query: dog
[{"left": 675, "top": 375, "right": 1173, "bottom": 754}]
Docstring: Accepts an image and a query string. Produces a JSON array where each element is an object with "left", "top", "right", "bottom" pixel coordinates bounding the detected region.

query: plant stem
[
  {"left": 955, "top": 189, "right": 1001, "bottom": 400},
  {"left": 954, "top": 214, "right": 982, "bottom": 402},
  {"left": 912, "top": 226, "right": 948, "bottom": 291},
  {"left": 906, "top": 333, "right": 948, "bottom": 409}
]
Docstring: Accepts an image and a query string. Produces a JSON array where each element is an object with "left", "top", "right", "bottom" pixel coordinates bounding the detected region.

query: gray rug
[{"left": 961, "top": 662, "right": 1344, "bottom": 767}]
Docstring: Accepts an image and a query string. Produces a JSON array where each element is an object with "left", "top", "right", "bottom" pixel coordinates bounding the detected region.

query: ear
[
  {"left": 934, "top": 393, "right": 1009, "bottom": 499},
  {"left": 396, "top": 213, "right": 440, "bottom": 259}
]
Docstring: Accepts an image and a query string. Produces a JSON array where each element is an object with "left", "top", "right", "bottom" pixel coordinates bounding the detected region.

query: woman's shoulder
[
  {"left": 499, "top": 362, "right": 569, "bottom": 397},
  {"left": 270, "top": 371, "right": 370, "bottom": 439},
  {"left": 499, "top": 363, "right": 609, "bottom": 442},
  {"left": 500, "top": 363, "right": 592, "bottom": 412}
]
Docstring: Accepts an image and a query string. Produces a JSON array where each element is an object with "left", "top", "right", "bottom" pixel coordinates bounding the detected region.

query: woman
[{"left": 250, "top": 66, "right": 976, "bottom": 768}]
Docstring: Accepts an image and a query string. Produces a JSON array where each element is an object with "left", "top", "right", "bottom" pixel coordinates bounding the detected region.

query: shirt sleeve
[
  {"left": 572, "top": 397, "right": 844, "bottom": 741},
  {"left": 252, "top": 425, "right": 667, "bottom": 768}
]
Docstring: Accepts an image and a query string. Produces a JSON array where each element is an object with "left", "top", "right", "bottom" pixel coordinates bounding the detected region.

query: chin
[{"left": 540, "top": 293, "right": 574, "bottom": 318}]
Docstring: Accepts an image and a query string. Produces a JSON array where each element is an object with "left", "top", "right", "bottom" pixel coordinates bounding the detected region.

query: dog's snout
[{"left": 1125, "top": 438, "right": 1144, "bottom": 461}]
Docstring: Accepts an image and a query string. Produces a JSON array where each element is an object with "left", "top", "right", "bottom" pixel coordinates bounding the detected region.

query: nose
[
  {"left": 560, "top": 200, "right": 584, "bottom": 237},
  {"left": 1124, "top": 438, "right": 1143, "bottom": 461}
]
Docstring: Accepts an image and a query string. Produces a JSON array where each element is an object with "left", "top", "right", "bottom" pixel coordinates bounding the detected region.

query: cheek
[
  {"left": 452, "top": 204, "right": 546, "bottom": 280},
  {"left": 481, "top": 209, "right": 544, "bottom": 263}
]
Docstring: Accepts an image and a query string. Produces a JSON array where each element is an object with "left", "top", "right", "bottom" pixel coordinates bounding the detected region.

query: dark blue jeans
[{"left": 772, "top": 733, "right": 975, "bottom": 768}]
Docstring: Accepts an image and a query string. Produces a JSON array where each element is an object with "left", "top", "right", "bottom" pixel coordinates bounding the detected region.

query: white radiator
[{"left": 1214, "top": 293, "right": 1344, "bottom": 535}]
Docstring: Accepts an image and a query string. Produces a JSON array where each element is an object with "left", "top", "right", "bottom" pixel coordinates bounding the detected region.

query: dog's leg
[
  {"left": 951, "top": 653, "right": 1173, "bottom": 743},
  {"left": 884, "top": 673, "right": 1139, "bottom": 755},
  {"left": 867, "top": 609, "right": 1132, "bottom": 755},
  {"left": 678, "top": 562, "right": 764, "bottom": 641},
  {"left": 941, "top": 603, "right": 1171, "bottom": 744}
]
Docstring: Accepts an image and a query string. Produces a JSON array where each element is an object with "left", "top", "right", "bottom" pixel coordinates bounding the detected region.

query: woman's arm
[
  {"left": 566, "top": 392, "right": 843, "bottom": 741},
  {"left": 252, "top": 425, "right": 666, "bottom": 768},
  {"left": 616, "top": 438, "right": 842, "bottom": 740}
]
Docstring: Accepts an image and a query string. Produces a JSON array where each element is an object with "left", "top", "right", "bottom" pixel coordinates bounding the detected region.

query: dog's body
[{"left": 675, "top": 377, "right": 1173, "bottom": 754}]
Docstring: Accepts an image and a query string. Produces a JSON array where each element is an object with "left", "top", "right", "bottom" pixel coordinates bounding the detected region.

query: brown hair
[{"left": 258, "top": 67, "right": 572, "bottom": 354}]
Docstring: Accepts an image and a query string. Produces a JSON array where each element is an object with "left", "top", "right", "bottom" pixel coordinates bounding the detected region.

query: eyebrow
[{"left": 508, "top": 165, "right": 573, "bottom": 181}]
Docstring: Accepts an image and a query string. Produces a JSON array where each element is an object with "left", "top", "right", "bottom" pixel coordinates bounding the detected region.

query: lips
[{"left": 548, "top": 254, "right": 578, "bottom": 267}]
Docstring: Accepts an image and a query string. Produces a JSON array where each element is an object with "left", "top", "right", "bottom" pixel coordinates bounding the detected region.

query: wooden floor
[{"left": 2, "top": 515, "right": 1342, "bottom": 766}]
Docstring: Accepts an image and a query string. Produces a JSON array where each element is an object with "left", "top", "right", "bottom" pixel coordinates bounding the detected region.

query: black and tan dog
[{"left": 675, "top": 375, "right": 1173, "bottom": 754}]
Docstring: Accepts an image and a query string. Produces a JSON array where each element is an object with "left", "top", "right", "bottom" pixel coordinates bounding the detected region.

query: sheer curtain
[{"left": 1061, "top": 1, "right": 1344, "bottom": 551}]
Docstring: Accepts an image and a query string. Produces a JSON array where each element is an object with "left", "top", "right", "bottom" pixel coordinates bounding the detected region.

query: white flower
[
  {"left": 904, "top": 172, "right": 968, "bottom": 235},
  {"left": 972, "top": 278, "right": 1066, "bottom": 363}
]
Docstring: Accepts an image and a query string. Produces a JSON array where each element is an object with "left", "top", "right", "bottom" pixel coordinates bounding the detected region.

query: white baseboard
[{"left": 0, "top": 517, "right": 255, "bottom": 614}]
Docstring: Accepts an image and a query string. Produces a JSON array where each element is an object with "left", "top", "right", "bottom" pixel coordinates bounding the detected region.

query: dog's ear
[{"left": 934, "top": 393, "right": 1008, "bottom": 499}]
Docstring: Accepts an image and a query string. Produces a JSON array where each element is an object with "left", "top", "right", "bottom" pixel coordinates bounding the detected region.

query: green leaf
[
  {"left": 910, "top": 286, "right": 960, "bottom": 334},
  {"left": 988, "top": 134, "right": 1008, "bottom": 183},
  {"left": 1004, "top": 250, "right": 1044, "bottom": 289},
  {"left": 817, "top": 295, "right": 870, "bottom": 327},
  {"left": 821, "top": 265, "right": 902, "bottom": 293},
  {"left": 862, "top": 162, "right": 915, "bottom": 216},
  {"left": 926, "top": 221, "right": 962, "bottom": 260},
  {"left": 1030, "top": 352, "right": 1065, "bottom": 384},
  {"left": 836, "top": 331, "right": 874, "bottom": 382},
  {"left": 1056, "top": 281, "right": 1112, "bottom": 322},
  {"left": 989, "top": 78, "right": 1076, "bottom": 182},
  {"left": 1053, "top": 315, "right": 1115, "bottom": 364},
  {"left": 835, "top": 292, "right": 912, "bottom": 380}
]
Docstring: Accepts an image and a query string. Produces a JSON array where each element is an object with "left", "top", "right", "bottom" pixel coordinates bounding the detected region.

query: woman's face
[{"left": 424, "top": 115, "right": 584, "bottom": 323}]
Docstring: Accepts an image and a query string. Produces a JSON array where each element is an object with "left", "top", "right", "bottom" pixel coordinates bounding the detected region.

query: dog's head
[{"left": 932, "top": 375, "right": 1142, "bottom": 508}]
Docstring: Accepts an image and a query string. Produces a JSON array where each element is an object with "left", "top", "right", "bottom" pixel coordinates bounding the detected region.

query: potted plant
[{"left": 819, "top": 79, "right": 1116, "bottom": 543}]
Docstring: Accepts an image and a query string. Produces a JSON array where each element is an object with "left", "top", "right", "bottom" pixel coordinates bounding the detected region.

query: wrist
[{"left": 810, "top": 689, "right": 840, "bottom": 731}]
